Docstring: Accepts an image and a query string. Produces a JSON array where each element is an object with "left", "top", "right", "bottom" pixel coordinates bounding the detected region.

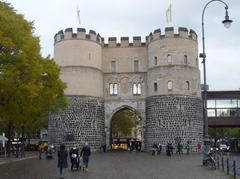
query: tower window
[
  {"left": 134, "top": 59, "right": 139, "bottom": 72},
  {"left": 184, "top": 55, "right": 188, "bottom": 65},
  {"left": 154, "top": 82, "right": 158, "bottom": 92},
  {"left": 167, "top": 81, "right": 173, "bottom": 91},
  {"left": 109, "top": 83, "right": 118, "bottom": 95},
  {"left": 111, "top": 60, "right": 116, "bottom": 72},
  {"left": 186, "top": 81, "right": 190, "bottom": 90},
  {"left": 167, "top": 54, "right": 172, "bottom": 64},
  {"left": 133, "top": 83, "right": 141, "bottom": 95},
  {"left": 154, "top": 56, "right": 158, "bottom": 65}
]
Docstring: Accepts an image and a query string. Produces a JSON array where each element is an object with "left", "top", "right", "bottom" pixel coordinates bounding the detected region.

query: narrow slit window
[
  {"left": 111, "top": 60, "right": 116, "bottom": 72},
  {"left": 154, "top": 82, "right": 158, "bottom": 92},
  {"left": 154, "top": 56, "right": 158, "bottom": 65},
  {"left": 186, "top": 81, "right": 190, "bottom": 90},
  {"left": 167, "top": 54, "right": 172, "bottom": 64},
  {"left": 184, "top": 55, "right": 188, "bottom": 65},
  {"left": 134, "top": 59, "right": 139, "bottom": 72},
  {"left": 167, "top": 81, "right": 173, "bottom": 91}
]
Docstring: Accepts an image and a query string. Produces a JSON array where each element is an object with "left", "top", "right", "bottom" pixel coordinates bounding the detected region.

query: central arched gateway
[
  {"left": 105, "top": 103, "right": 146, "bottom": 150},
  {"left": 110, "top": 107, "right": 143, "bottom": 150}
]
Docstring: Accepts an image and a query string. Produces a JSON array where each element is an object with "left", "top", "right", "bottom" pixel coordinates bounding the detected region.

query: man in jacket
[
  {"left": 80, "top": 142, "right": 91, "bottom": 171},
  {"left": 57, "top": 144, "right": 68, "bottom": 179}
]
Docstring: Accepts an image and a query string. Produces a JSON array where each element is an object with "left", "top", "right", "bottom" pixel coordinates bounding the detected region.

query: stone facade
[
  {"left": 145, "top": 95, "right": 203, "bottom": 150},
  {"left": 48, "top": 96, "right": 105, "bottom": 149},
  {"left": 48, "top": 26, "right": 203, "bottom": 151}
]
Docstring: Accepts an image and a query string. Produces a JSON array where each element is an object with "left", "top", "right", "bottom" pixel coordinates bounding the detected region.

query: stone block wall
[
  {"left": 144, "top": 95, "right": 203, "bottom": 151},
  {"left": 48, "top": 95, "right": 105, "bottom": 150}
]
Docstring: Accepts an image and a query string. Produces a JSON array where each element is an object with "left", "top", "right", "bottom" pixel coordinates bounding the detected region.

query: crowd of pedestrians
[
  {"left": 40, "top": 140, "right": 202, "bottom": 179},
  {"left": 151, "top": 141, "right": 200, "bottom": 157}
]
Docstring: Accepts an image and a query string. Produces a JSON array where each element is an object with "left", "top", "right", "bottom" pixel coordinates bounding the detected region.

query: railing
[{"left": 214, "top": 153, "right": 238, "bottom": 179}]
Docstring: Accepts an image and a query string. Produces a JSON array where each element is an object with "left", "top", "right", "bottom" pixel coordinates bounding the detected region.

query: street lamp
[{"left": 200, "top": 0, "right": 232, "bottom": 164}]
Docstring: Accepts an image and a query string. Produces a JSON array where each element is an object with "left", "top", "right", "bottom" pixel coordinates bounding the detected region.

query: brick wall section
[
  {"left": 48, "top": 96, "right": 105, "bottom": 150},
  {"left": 145, "top": 95, "right": 203, "bottom": 151}
]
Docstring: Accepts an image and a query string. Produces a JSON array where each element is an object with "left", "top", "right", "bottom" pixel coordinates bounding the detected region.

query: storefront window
[
  {"left": 216, "top": 99, "right": 237, "bottom": 108},
  {"left": 207, "top": 100, "right": 215, "bottom": 108},
  {"left": 217, "top": 109, "right": 230, "bottom": 117},
  {"left": 207, "top": 109, "right": 216, "bottom": 117}
]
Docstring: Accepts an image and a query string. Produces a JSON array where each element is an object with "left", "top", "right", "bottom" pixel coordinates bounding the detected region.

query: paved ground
[{"left": 0, "top": 151, "right": 232, "bottom": 179}]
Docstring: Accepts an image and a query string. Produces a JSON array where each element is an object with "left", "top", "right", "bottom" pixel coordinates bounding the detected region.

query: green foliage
[
  {"left": 0, "top": 2, "right": 67, "bottom": 136},
  {"left": 209, "top": 127, "right": 240, "bottom": 141},
  {"left": 111, "top": 109, "right": 140, "bottom": 138}
]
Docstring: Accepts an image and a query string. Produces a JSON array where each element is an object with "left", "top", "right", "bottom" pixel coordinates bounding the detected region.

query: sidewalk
[
  {"left": 0, "top": 151, "right": 232, "bottom": 179},
  {"left": 0, "top": 151, "right": 38, "bottom": 166}
]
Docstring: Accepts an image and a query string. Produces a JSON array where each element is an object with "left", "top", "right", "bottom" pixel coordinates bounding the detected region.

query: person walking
[
  {"left": 69, "top": 146, "right": 79, "bottom": 171},
  {"left": 38, "top": 147, "right": 42, "bottom": 160},
  {"left": 80, "top": 142, "right": 91, "bottom": 172},
  {"left": 186, "top": 141, "right": 190, "bottom": 155},
  {"left": 57, "top": 144, "right": 68, "bottom": 179}
]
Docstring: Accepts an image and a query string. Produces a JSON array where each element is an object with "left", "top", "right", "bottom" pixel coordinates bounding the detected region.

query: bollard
[
  {"left": 226, "top": 158, "right": 229, "bottom": 175},
  {"left": 233, "top": 160, "right": 236, "bottom": 179},
  {"left": 221, "top": 156, "right": 224, "bottom": 171},
  {"left": 217, "top": 155, "right": 220, "bottom": 169}
]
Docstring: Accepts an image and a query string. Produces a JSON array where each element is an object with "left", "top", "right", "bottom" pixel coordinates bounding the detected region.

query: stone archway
[{"left": 108, "top": 106, "right": 143, "bottom": 150}]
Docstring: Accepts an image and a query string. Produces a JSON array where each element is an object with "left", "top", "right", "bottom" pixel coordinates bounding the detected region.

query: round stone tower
[
  {"left": 48, "top": 28, "right": 105, "bottom": 149},
  {"left": 145, "top": 27, "right": 203, "bottom": 150}
]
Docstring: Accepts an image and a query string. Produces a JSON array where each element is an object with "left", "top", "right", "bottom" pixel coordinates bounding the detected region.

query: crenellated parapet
[
  {"left": 54, "top": 28, "right": 103, "bottom": 45},
  {"left": 54, "top": 27, "right": 197, "bottom": 48},
  {"left": 105, "top": 36, "right": 146, "bottom": 48},
  {"left": 147, "top": 27, "right": 197, "bottom": 43}
]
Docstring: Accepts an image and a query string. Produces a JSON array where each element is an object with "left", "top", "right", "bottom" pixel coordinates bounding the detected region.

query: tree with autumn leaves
[{"left": 0, "top": 2, "right": 67, "bottom": 156}]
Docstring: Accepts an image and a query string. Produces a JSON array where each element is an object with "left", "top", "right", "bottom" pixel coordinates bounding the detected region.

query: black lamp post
[{"left": 200, "top": 0, "right": 232, "bottom": 163}]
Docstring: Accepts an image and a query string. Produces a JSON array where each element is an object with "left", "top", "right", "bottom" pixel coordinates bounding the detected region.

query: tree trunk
[
  {"left": 7, "top": 122, "right": 12, "bottom": 157},
  {"left": 21, "top": 125, "right": 25, "bottom": 157}
]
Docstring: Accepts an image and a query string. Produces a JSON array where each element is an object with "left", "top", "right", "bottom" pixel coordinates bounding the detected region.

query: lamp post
[{"left": 200, "top": 0, "right": 232, "bottom": 164}]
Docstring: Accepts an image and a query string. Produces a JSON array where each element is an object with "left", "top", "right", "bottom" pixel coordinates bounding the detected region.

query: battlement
[
  {"left": 54, "top": 27, "right": 197, "bottom": 47},
  {"left": 54, "top": 28, "right": 103, "bottom": 45},
  {"left": 147, "top": 27, "right": 197, "bottom": 43}
]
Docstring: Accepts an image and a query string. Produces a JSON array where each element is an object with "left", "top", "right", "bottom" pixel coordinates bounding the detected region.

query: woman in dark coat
[{"left": 58, "top": 144, "right": 68, "bottom": 179}]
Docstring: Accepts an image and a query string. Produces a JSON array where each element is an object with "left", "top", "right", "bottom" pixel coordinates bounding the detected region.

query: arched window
[
  {"left": 167, "top": 81, "right": 173, "bottom": 91},
  {"left": 137, "top": 83, "right": 141, "bottom": 94},
  {"left": 167, "top": 54, "right": 172, "bottom": 64},
  {"left": 133, "top": 83, "right": 141, "bottom": 95},
  {"left": 186, "top": 81, "right": 190, "bottom": 90},
  {"left": 109, "top": 83, "right": 118, "bottom": 95},
  {"left": 154, "top": 56, "right": 158, "bottom": 65},
  {"left": 184, "top": 55, "right": 188, "bottom": 65},
  {"left": 154, "top": 82, "right": 158, "bottom": 92}
]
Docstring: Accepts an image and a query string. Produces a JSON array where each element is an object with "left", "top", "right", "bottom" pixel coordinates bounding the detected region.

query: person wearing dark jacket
[
  {"left": 80, "top": 142, "right": 91, "bottom": 171},
  {"left": 58, "top": 144, "right": 68, "bottom": 179},
  {"left": 69, "top": 146, "right": 79, "bottom": 171}
]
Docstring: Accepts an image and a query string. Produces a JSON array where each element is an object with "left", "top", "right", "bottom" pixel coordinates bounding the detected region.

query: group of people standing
[
  {"left": 57, "top": 142, "right": 91, "bottom": 179},
  {"left": 127, "top": 139, "right": 142, "bottom": 152},
  {"left": 152, "top": 142, "right": 192, "bottom": 157}
]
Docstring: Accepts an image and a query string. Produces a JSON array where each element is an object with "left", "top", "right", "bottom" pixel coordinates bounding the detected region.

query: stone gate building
[{"left": 48, "top": 26, "right": 203, "bottom": 151}]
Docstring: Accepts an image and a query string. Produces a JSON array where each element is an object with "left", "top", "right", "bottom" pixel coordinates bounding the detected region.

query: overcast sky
[{"left": 6, "top": 0, "right": 240, "bottom": 91}]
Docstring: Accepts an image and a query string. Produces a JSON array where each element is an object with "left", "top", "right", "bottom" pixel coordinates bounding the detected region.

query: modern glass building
[{"left": 207, "top": 91, "right": 240, "bottom": 127}]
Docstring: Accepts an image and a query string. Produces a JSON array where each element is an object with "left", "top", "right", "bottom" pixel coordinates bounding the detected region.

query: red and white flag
[{"left": 77, "top": 6, "right": 80, "bottom": 24}]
